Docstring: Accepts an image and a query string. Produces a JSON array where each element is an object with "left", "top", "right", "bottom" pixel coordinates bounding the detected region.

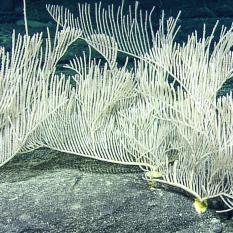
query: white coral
[{"left": 1, "top": 0, "right": 233, "bottom": 212}]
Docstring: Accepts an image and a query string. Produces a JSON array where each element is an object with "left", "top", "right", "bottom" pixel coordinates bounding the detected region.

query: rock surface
[{"left": 0, "top": 149, "right": 228, "bottom": 233}]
